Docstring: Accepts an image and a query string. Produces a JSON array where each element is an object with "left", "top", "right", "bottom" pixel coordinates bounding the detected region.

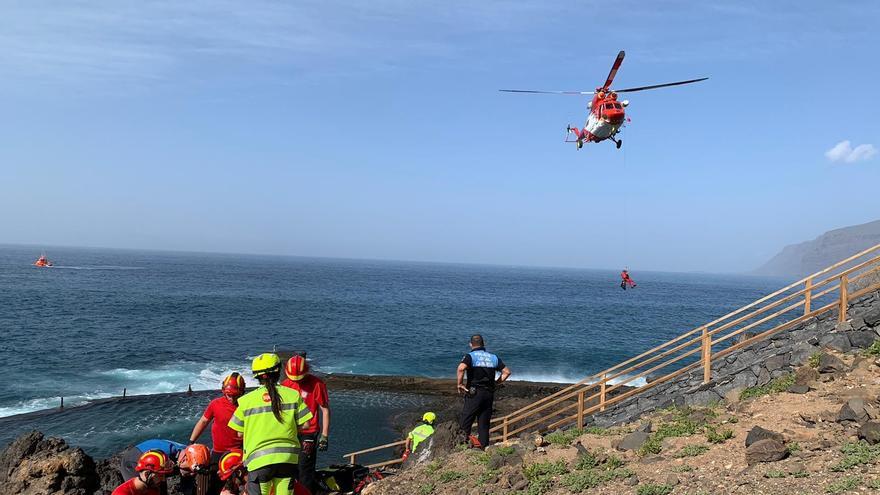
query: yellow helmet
[
  {"left": 422, "top": 412, "right": 437, "bottom": 424},
  {"left": 252, "top": 353, "right": 281, "bottom": 377}
]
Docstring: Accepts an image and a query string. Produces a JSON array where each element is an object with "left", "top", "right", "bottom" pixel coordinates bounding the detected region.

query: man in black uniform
[{"left": 457, "top": 334, "right": 511, "bottom": 449}]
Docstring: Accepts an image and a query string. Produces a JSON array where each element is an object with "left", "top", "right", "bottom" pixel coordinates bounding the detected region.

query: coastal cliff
[{"left": 755, "top": 220, "right": 880, "bottom": 277}]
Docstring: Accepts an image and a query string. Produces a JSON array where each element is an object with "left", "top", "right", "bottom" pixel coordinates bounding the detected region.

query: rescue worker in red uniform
[
  {"left": 189, "top": 372, "right": 246, "bottom": 454},
  {"left": 620, "top": 269, "right": 637, "bottom": 290},
  {"left": 281, "top": 355, "right": 331, "bottom": 494},
  {"left": 112, "top": 450, "right": 174, "bottom": 495}
]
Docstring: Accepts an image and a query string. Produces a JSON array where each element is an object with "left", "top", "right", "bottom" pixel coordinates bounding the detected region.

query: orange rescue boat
[{"left": 33, "top": 254, "right": 54, "bottom": 267}]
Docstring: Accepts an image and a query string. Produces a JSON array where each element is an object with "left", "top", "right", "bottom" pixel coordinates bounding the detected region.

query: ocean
[{"left": 0, "top": 244, "right": 785, "bottom": 463}]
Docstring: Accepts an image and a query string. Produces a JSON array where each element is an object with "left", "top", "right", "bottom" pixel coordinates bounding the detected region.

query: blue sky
[{"left": 1, "top": 1, "right": 878, "bottom": 272}]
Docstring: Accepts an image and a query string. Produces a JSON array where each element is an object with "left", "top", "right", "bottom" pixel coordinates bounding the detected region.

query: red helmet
[
  {"left": 222, "top": 372, "right": 246, "bottom": 397},
  {"left": 178, "top": 444, "right": 211, "bottom": 474},
  {"left": 217, "top": 449, "right": 244, "bottom": 481},
  {"left": 285, "top": 355, "right": 309, "bottom": 381},
  {"left": 135, "top": 450, "right": 175, "bottom": 475}
]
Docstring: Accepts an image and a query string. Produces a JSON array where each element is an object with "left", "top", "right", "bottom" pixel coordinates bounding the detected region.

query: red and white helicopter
[{"left": 501, "top": 51, "right": 707, "bottom": 150}]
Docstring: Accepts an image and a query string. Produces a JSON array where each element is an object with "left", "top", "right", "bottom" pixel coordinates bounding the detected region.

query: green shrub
[
  {"left": 437, "top": 471, "right": 466, "bottom": 483},
  {"left": 675, "top": 444, "right": 710, "bottom": 457},
  {"left": 808, "top": 352, "right": 822, "bottom": 368},
  {"left": 786, "top": 442, "right": 802, "bottom": 454},
  {"left": 740, "top": 374, "right": 795, "bottom": 400},
  {"left": 705, "top": 427, "right": 734, "bottom": 444},
  {"left": 865, "top": 340, "right": 880, "bottom": 357},
  {"left": 826, "top": 476, "right": 860, "bottom": 493},
  {"left": 868, "top": 478, "right": 880, "bottom": 489},
  {"left": 475, "top": 469, "right": 499, "bottom": 487},
  {"left": 544, "top": 428, "right": 584, "bottom": 446},
  {"left": 524, "top": 460, "right": 569, "bottom": 480},
  {"left": 560, "top": 467, "right": 633, "bottom": 493},
  {"left": 574, "top": 452, "right": 598, "bottom": 470},
  {"left": 675, "top": 464, "right": 693, "bottom": 472},
  {"left": 494, "top": 445, "right": 517, "bottom": 457},
  {"left": 605, "top": 454, "right": 625, "bottom": 470},
  {"left": 468, "top": 451, "right": 490, "bottom": 465},
  {"left": 637, "top": 484, "right": 673, "bottom": 495},
  {"left": 418, "top": 482, "right": 435, "bottom": 495},
  {"left": 764, "top": 470, "right": 786, "bottom": 478},
  {"left": 424, "top": 460, "right": 442, "bottom": 475},
  {"left": 526, "top": 475, "right": 553, "bottom": 495},
  {"left": 830, "top": 441, "right": 880, "bottom": 471},
  {"left": 637, "top": 413, "right": 700, "bottom": 456}
]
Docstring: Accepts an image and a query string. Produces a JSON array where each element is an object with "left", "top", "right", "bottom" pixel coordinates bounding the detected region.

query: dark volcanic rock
[
  {"left": 745, "top": 426, "right": 785, "bottom": 448},
  {"left": 859, "top": 422, "right": 880, "bottom": 445},
  {"left": 745, "top": 439, "right": 788, "bottom": 465},
  {"left": 613, "top": 431, "right": 650, "bottom": 452},
  {"left": 818, "top": 353, "right": 845, "bottom": 373},
  {"left": 848, "top": 330, "right": 876, "bottom": 349},
  {"left": 864, "top": 308, "right": 880, "bottom": 327},
  {"left": 837, "top": 399, "right": 869, "bottom": 423},
  {"left": 95, "top": 451, "right": 124, "bottom": 494},
  {"left": 0, "top": 431, "right": 99, "bottom": 495},
  {"left": 820, "top": 334, "right": 852, "bottom": 353},
  {"left": 794, "top": 365, "right": 819, "bottom": 386},
  {"left": 787, "top": 384, "right": 810, "bottom": 394}
]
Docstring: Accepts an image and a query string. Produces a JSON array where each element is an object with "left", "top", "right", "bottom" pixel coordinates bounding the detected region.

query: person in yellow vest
[
  {"left": 228, "top": 353, "right": 313, "bottom": 495},
  {"left": 403, "top": 412, "right": 436, "bottom": 458}
]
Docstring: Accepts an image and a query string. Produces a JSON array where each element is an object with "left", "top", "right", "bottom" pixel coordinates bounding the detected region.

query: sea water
[{"left": 0, "top": 244, "right": 785, "bottom": 460}]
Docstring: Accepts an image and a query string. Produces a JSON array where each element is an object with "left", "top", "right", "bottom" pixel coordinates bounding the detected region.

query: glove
[
  {"left": 318, "top": 435, "right": 329, "bottom": 451},
  {"left": 301, "top": 439, "right": 315, "bottom": 456}
]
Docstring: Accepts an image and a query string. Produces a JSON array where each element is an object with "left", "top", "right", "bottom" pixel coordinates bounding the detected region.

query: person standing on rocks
[{"left": 457, "top": 334, "right": 511, "bottom": 449}]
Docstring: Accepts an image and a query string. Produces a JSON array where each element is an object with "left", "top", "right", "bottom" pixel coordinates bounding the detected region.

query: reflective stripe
[
  {"left": 242, "top": 403, "right": 297, "bottom": 417},
  {"left": 243, "top": 446, "right": 300, "bottom": 468},
  {"left": 229, "top": 415, "right": 244, "bottom": 427}
]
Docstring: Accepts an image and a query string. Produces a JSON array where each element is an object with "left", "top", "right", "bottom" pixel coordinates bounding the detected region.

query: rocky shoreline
[{"left": 0, "top": 375, "right": 569, "bottom": 495}]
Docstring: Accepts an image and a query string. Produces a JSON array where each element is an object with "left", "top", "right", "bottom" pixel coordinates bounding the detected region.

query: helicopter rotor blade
[
  {"left": 614, "top": 77, "right": 708, "bottom": 93},
  {"left": 499, "top": 89, "right": 594, "bottom": 95},
  {"left": 602, "top": 50, "right": 625, "bottom": 90}
]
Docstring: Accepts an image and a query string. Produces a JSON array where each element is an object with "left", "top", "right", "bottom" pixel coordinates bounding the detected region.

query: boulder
[
  {"left": 634, "top": 421, "right": 652, "bottom": 433},
  {"left": 787, "top": 385, "right": 810, "bottom": 394},
  {"left": 745, "top": 439, "right": 788, "bottom": 465},
  {"left": 745, "top": 426, "right": 785, "bottom": 448},
  {"left": 764, "top": 353, "right": 790, "bottom": 372},
  {"left": 820, "top": 334, "right": 852, "bottom": 353},
  {"left": 0, "top": 431, "right": 98, "bottom": 495},
  {"left": 794, "top": 365, "right": 819, "bottom": 386},
  {"left": 837, "top": 399, "right": 869, "bottom": 423},
  {"left": 864, "top": 308, "right": 880, "bottom": 327},
  {"left": 848, "top": 330, "right": 876, "bottom": 349},
  {"left": 818, "top": 353, "right": 845, "bottom": 373},
  {"left": 851, "top": 316, "right": 868, "bottom": 331},
  {"left": 613, "top": 431, "right": 651, "bottom": 452},
  {"left": 835, "top": 321, "right": 854, "bottom": 333},
  {"left": 858, "top": 421, "right": 880, "bottom": 445}
]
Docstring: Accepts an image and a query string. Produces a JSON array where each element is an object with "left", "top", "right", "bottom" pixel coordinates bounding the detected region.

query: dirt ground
[{"left": 364, "top": 351, "right": 880, "bottom": 495}]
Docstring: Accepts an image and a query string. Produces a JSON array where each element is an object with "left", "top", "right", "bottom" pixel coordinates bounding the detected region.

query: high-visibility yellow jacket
[
  {"left": 228, "top": 385, "right": 313, "bottom": 471},
  {"left": 407, "top": 423, "right": 435, "bottom": 452}
]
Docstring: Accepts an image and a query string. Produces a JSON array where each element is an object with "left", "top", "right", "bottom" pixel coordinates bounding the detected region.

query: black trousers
[
  {"left": 247, "top": 463, "right": 299, "bottom": 495},
  {"left": 298, "top": 433, "right": 319, "bottom": 494},
  {"left": 460, "top": 388, "right": 494, "bottom": 448}
]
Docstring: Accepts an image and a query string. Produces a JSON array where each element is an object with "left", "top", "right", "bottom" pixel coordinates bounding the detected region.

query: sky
[{"left": 1, "top": 1, "right": 878, "bottom": 273}]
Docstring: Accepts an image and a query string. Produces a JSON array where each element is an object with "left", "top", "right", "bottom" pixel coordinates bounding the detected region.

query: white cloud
[{"left": 825, "top": 140, "right": 878, "bottom": 163}]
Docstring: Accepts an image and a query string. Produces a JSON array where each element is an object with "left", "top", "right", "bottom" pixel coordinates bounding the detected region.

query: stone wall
[{"left": 589, "top": 290, "right": 880, "bottom": 427}]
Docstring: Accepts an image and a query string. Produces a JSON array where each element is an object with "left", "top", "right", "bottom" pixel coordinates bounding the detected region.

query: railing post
[
  {"left": 577, "top": 389, "right": 585, "bottom": 427},
  {"left": 599, "top": 374, "right": 607, "bottom": 412},
  {"left": 502, "top": 417, "right": 509, "bottom": 442},
  {"left": 349, "top": 454, "right": 356, "bottom": 465},
  {"left": 804, "top": 277, "right": 812, "bottom": 315},
  {"left": 839, "top": 274, "right": 849, "bottom": 323},
  {"left": 701, "top": 326, "right": 711, "bottom": 384}
]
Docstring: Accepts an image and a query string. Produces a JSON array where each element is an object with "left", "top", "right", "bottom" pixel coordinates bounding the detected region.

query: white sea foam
[{"left": 0, "top": 361, "right": 248, "bottom": 418}]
